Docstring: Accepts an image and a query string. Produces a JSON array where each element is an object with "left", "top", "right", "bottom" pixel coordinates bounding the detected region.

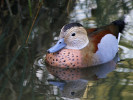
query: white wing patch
[{"left": 95, "top": 34, "right": 118, "bottom": 64}]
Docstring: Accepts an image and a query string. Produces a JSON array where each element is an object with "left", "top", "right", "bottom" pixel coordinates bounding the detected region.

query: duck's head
[{"left": 47, "top": 23, "right": 89, "bottom": 53}]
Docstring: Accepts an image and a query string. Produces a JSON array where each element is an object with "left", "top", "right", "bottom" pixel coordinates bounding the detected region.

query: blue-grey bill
[{"left": 47, "top": 38, "right": 67, "bottom": 53}]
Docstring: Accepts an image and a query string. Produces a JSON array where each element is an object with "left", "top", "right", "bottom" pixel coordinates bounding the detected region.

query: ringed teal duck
[{"left": 45, "top": 20, "right": 125, "bottom": 80}]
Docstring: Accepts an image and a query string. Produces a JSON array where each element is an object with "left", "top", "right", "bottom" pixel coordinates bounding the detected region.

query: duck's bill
[{"left": 47, "top": 38, "right": 67, "bottom": 53}]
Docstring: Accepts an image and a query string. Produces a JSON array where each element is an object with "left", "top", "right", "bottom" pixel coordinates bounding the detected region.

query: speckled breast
[
  {"left": 45, "top": 49, "right": 88, "bottom": 80},
  {"left": 45, "top": 49, "right": 87, "bottom": 68}
]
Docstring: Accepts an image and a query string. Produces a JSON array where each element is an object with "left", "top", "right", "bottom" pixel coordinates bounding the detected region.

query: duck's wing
[
  {"left": 87, "top": 20, "right": 125, "bottom": 64},
  {"left": 87, "top": 20, "right": 125, "bottom": 38},
  {"left": 87, "top": 20, "right": 125, "bottom": 52}
]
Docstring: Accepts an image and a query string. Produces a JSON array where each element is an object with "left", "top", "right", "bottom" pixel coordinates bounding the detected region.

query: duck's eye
[{"left": 71, "top": 33, "right": 76, "bottom": 36}]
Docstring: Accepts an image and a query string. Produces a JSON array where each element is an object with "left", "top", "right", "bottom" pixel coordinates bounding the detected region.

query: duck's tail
[{"left": 112, "top": 19, "right": 125, "bottom": 33}]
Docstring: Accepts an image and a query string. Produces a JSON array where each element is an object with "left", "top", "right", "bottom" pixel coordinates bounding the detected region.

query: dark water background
[{"left": 0, "top": 0, "right": 133, "bottom": 100}]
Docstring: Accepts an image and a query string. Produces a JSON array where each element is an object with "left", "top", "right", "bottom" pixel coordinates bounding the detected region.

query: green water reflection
[{"left": 0, "top": 0, "right": 133, "bottom": 100}]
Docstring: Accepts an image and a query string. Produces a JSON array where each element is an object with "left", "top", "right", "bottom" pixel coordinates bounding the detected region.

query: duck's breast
[{"left": 45, "top": 49, "right": 88, "bottom": 68}]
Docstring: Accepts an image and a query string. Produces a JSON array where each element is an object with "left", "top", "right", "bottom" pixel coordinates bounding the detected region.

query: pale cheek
[
  {"left": 67, "top": 40, "right": 87, "bottom": 49},
  {"left": 64, "top": 35, "right": 89, "bottom": 49},
  {"left": 72, "top": 40, "right": 79, "bottom": 46}
]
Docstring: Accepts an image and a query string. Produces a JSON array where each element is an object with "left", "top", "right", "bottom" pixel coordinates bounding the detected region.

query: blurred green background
[{"left": 0, "top": 0, "right": 133, "bottom": 100}]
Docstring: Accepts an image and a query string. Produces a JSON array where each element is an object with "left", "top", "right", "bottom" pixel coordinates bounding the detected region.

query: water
[{"left": 0, "top": 0, "right": 133, "bottom": 100}]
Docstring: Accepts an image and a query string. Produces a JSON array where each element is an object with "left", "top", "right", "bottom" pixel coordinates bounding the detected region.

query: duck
[{"left": 45, "top": 20, "right": 125, "bottom": 80}]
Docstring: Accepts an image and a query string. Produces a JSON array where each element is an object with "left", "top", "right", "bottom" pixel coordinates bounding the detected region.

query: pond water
[{"left": 0, "top": 0, "right": 133, "bottom": 100}]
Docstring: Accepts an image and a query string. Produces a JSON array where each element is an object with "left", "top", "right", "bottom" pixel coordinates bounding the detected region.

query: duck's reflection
[{"left": 48, "top": 54, "right": 118, "bottom": 99}]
